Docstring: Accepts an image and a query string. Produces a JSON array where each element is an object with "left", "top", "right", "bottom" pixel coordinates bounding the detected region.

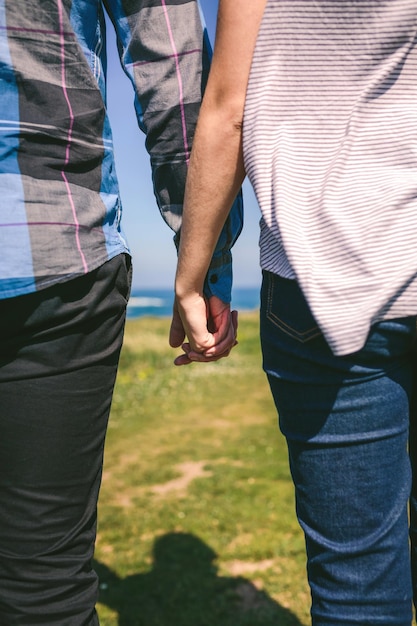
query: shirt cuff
[{"left": 203, "top": 250, "right": 233, "bottom": 303}]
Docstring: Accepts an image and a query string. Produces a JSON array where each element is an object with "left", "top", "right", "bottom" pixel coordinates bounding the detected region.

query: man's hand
[{"left": 169, "top": 295, "right": 238, "bottom": 366}]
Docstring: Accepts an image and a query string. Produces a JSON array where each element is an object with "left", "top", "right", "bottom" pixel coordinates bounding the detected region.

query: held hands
[{"left": 169, "top": 294, "right": 238, "bottom": 366}]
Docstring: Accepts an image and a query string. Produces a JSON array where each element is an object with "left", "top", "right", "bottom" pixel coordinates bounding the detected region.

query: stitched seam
[{"left": 266, "top": 274, "right": 321, "bottom": 343}]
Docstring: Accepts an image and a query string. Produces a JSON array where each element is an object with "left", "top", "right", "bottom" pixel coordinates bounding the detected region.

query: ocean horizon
[{"left": 127, "top": 286, "right": 260, "bottom": 319}]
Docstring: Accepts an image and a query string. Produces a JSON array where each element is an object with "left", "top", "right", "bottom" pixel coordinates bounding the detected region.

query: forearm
[
  {"left": 175, "top": 0, "right": 266, "bottom": 303},
  {"left": 171, "top": 0, "right": 266, "bottom": 363},
  {"left": 175, "top": 105, "right": 245, "bottom": 301}
]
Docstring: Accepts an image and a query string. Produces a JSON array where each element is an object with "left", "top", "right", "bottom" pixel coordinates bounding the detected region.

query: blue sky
[{"left": 105, "top": 0, "right": 261, "bottom": 289}]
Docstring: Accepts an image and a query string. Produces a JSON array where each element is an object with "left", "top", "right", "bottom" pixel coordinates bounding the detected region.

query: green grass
[{"left": 95, "top": 313, "right": 310, "bottom": 625}]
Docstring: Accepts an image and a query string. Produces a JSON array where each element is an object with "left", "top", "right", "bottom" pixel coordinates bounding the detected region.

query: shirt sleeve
[{"left": 103, "top": 0, "right": 243, "bottom": 303}]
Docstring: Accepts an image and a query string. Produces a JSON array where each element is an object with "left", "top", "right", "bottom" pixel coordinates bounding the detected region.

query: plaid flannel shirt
[{"left": 0, "top": 0, "right": 242, "bottom": 300}]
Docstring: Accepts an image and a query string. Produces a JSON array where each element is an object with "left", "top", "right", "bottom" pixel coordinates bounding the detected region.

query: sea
[{"left": 127, "top": 287, "right": 260, "bottom": 319}]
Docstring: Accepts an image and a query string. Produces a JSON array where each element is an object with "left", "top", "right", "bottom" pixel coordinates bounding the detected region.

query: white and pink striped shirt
[{"left": 244, "top": 0, "right": 417, "bottom": 355}]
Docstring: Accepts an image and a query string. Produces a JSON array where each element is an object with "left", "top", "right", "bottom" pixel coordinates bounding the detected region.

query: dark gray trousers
[{"left": 0, "top": 254, "right": 131, "bottom": 624}]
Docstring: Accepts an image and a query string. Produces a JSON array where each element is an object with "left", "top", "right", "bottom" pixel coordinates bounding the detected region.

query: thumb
[{"left": 169, "top": 302, "right": 186, "bottom": 348}]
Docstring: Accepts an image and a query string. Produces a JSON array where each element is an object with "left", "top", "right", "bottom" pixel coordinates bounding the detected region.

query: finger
[
  {"left": 186, "top": 340, "right": 237, "bottom": 362},
  {"left": 175, "top": 338, "right": 235, "bottom": 364},
  {"left": 183, "top": 321, "right": 217, "bottom": 354},
  {"left": 204, "top": 334, "right": 238, "bottom": 358},
  {"left": 173, "top": 353, "right": 193, "bottom": 366},
  {"left": 231, "top": 309, "right": 238, "bottom": 334},
  {"left": 204, "top": 312, "right": 238, "bottom": 357},
  {"left": 186, "top": 349, "right": 232, "bottom": 362},
  {"left": 169, "top": 305, "right": 186, "bottom": 348},
  {"left": 173, "top": 342, "right": 215, "bottom": 366}
]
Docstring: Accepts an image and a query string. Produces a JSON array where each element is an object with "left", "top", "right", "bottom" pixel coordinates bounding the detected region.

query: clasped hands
[{"left": 169, "top": 294, "right": 238, "bottom": 366}]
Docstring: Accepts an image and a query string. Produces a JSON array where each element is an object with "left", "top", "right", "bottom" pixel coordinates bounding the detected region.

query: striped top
[
  {"left": 0, "top": 0, "right": 242, "bottom": 303},
  {"left": 243, "top": 0, "right": 417, "bottom": 355}
]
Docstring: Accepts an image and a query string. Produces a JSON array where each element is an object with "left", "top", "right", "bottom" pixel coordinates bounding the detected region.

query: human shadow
[{"left": 94, "top": 532, "right": 304, "bottom": 626}]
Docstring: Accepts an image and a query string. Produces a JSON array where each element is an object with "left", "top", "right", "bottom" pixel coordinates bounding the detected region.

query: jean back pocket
[{"left": 262, "top": 271, "right": 321, "bottom": 343}]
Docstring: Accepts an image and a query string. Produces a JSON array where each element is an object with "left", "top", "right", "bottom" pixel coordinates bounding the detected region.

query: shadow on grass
[{"left": 95, "top": 532, "right": 303, "bottom": 626}]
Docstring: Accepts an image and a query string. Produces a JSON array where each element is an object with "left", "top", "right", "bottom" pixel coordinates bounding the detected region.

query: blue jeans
[{"left": 260, "top": 271, "right": 417, "bottom": 626}]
